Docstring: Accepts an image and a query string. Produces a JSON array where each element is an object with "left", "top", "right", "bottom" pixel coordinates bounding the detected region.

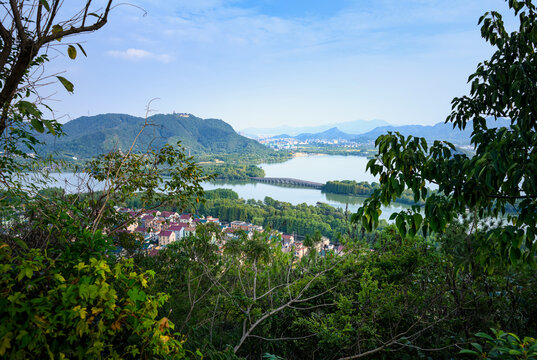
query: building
[
  {"left": 158, "top": 230, "right": 176, "bottom": 246},
  {"left": 168, "top": 224, "right": 187, "bottom": 240}
]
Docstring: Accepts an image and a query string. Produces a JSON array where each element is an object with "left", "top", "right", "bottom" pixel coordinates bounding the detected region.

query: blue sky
[{"left": 47, "top": 0, "right": 512, "bottom": 130}]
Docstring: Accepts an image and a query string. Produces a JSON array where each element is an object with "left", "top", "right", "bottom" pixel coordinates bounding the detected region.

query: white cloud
[{"left": 107, "top": 48, "right": 172, "bottom": 63}]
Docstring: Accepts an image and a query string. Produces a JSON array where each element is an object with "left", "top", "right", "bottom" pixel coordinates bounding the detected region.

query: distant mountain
[
  {"left": 37, "top": 113, "right": 273, "bottom": 159},
  {"left": 353, "top": 118, "right": 511, "bottom": 145},
  {"left": 270, "top": 134, "right": 293, "bottom": 139},
  {"left": 243, "top": 119, "right": 390, "bottom": 137},
  {"left": 294, "top": 127, "right": 357, "bottom": 141}
]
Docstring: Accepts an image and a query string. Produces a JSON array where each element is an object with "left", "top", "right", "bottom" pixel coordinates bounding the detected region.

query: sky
[{"left": 45, "top": 0, "right": 514, "bottom": 130}]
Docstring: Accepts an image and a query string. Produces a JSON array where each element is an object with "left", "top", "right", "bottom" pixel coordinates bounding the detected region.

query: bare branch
[
  {"left": 9, "top": 0, "right": 28, "bottom": 42},
  {"left": 40, "top": 0, "right": 113, "bottom": 44},
  {"left": 233, "top": 257, "right": 345, "bottom": 353},
  {"left": 82, "top": 0, "right": 92, "bottom": 27}
]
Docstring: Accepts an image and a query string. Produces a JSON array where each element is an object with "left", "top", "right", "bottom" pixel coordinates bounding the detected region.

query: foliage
[
  {"left": 137, "top": 226, "right": 344, "bottom": 357},
  {"left": 130, "top": 223, "right": 537, "bottom": 359},
  {"left": 0, "top": 52, "right": 63, "bottom": 200},
  {"left": 0, "top": 137, "right": 207, "bottom": 358},
  {"left": 323, "top": 180, "right": 378, "bottom": 196},
  {"left": 354, "top": 0, "right": 537, "bottom": 266},
  {"left": 194, "top": 191, "right": 354, "bottom": 240},
  {"left": 291, "top": 144, "right": 377, "bottom": 157},
  {"left": 203, "top": 188, "right": 240, "bottom": 200},
  {"left": 0, "top": 241, "right": 185, "bottom": 359},
  {"left": 88, "top": 141, "right": 211, "bottom": 229},
  {"left": 0, "top": 0, "right": 117, "bottom": 200},
  {"left": 205, "top": 164, "right": 265, "bottom": 180},
  {"left": 461, "top": 329, "right": 537, "bottom": 359},
  {"left": 322, "top": 180, "right": 427, "bottom": 206}
]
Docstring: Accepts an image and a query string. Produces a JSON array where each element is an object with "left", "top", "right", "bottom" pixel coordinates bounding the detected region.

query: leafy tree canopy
[{"left": 354, "top": 0, "right": 537, "bottom": 268}]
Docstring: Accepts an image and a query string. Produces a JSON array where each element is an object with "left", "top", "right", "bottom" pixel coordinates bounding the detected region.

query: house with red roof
[
  {"left": 160, "top": 211, "right": 179, "bottom": 221},
  {"left": 206, "top": 216, "right": 220, "bottom": 224},
  {"left": 140, "top": 214, "right": 154, "bottom": 228},
  {"left": 168, "top": 224, "right": 187, "bottom": 240},
  {"left": 158, "top": 230, "right": 176, "bottom": 246},
  {"left": 179, "top": 213, "right": 192, "bottom": 224},
  {"left": 281, "top": 234, "right": 295, "bottom": 246}
]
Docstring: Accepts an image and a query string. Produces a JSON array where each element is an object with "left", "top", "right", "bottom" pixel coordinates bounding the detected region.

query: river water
[{"left": 43, "top": 155, "right": 408, "bottom": 220}]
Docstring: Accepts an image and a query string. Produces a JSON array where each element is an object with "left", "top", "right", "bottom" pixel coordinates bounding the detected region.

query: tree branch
[
  {"left": 40, "top": 0, "right": 113, "bottom": 44},
  {"left": 0, "top": 22, "right": 13, "bottom": 73},
  {"left": 9, "top": 0, "right": 28, "bottom": 42}
]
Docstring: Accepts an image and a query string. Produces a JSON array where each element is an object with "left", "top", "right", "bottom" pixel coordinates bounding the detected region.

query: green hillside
[{"left": 37, "top": 113, "right": 275, "bottom": 160}]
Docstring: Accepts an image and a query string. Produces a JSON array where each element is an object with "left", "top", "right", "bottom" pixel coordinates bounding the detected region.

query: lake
[
  {"left": 203, "top": 155, "right": 407, "bottom": 220},
  {"left": 260, "top": 155, "right": 378, "bottom": 184},
  {"left": 43, "top": 155, "right": 408, "bottom": 220}
]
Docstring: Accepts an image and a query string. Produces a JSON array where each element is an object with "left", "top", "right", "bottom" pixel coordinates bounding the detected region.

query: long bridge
[{"left": 250, "top": 177, "right": 324, "bottom": 189}]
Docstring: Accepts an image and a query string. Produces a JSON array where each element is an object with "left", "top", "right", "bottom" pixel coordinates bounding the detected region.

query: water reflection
[{"left": 39, "top": 155, "right": 409, "bottom": 220}]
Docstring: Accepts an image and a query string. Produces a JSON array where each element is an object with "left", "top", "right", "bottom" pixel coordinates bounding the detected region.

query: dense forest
[
  {"left": 133, "top": 222, "right": 537, "bottom": 359},
  {"left": 198, "top": 190, "right": 355, "bottom": 240},
  {"left": 204, "top": 164, "right": 266, "bottom": 181},
  {"left": 322, "top": 180, "right": 427, "bottom": 206}
]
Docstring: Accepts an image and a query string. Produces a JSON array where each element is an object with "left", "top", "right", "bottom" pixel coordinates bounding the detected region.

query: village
[{"left": 117, "top": 207, "right": 344, "bottom": 259}]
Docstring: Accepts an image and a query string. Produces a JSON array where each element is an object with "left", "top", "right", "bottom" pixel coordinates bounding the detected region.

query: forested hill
[{"left": 36, "top": 113, "right": 274, "bottom": 159}]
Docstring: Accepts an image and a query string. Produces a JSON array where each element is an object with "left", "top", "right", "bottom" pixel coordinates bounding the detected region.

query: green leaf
[
  {"left": 17, "top": 101, "right": 41, "bottom": 118},
  {"left": 11, "top": 238, "right": 29, "bottom": 251},
  {"left": 43, "top": 120, "right": 55, "bottom": 135},
  {"left": 31, "top": 118, "right": 44, "bottom": 133},
  {"left": 67, "top": 45, "right": 77, "bottom": 59},
  {"left": 395, "top": 215, "right": 406, "bottom": 236},
  {"left": 56, "top": 76, "right": 74, "bottom": 93},
  {"left": 127, "top": 287, "right": 147, "bottom": 302},
  {"left": 24, "top": 267, "right": 33, "bottom": 279},
  {"left": 509, "top": 247, "right": 521, "bottom": 263},
  {"left": 507, "top": 332, "right": 521, "bottom": 342},
  {"left": 471, "top": 342, "right": 483, "bottom": 353},
  {"left": 39, "top": 0, "right": 50, "bottom": 11},
  {"left": 413, "top": 213, "right": 422, "bottom": 229},
  {"left": 0, "top": 333, "right": 12, "bottom": 356},
  {"left": 77, "top": 43, "right": 88, "bottom": 57},
  {"left": 459, "top": 349, "right": 479, "bottom": 355},
  {"left": 475, "top": 332, "right": 495, "bottom": 341}
]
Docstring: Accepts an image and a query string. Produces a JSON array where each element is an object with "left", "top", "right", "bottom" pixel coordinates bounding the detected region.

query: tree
[
  {"left": 354, "top": 0, "right": 537, "bottom": 268},
  {"left": 0, "top": 2, "right": 203, "bottom": 358},
  {"left": 0, "top": 1, "right": 119, "bottom": 195},
  {"left": 0, "top": 0, "right": 116, "bottom": 129}
]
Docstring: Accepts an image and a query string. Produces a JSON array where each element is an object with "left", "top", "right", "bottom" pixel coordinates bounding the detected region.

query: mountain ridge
[
  {"left": 266, "top": 118, "right": 511, "bottom": 144},
  {"left": 243, "top": 119, "right": 390, "bottom": 137},
  {"left": 36, "top": 113, "right": 274, "bottom": 160},
  {"left": 294, "top": 127, "right": 358, "bottom": 141}
]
